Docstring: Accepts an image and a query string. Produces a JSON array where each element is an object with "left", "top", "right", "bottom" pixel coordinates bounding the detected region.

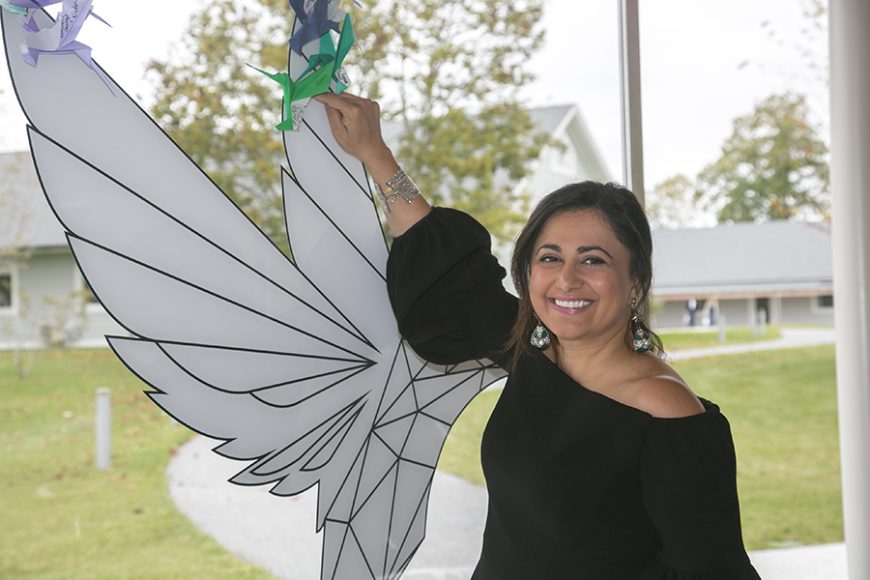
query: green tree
[
  {"left": 146, "top": 0, "right": 548, "bottom": 245},
  {"left": 695, "top": 93, "right": 829, "bottom": 223},
  {"left": 146, "top": 0, "right": 291, "bottom": 251},
  {"left": 647, "top": 174, "right": 708, "bottom": 229}
]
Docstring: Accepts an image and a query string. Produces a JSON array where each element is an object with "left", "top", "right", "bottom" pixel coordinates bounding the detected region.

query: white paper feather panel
[{"left": 2, "top": 6, "right": 507, "bottom": 580}]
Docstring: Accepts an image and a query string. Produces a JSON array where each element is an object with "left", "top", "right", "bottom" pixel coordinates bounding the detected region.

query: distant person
[
  {"left": 317, "top": 92, "right": 761, "bottom": 580},
  {"left": 687, "top": 298, "right": 698, "bottom": 326}
]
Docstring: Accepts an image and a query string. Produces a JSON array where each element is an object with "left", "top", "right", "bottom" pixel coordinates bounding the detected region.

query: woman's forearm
[
  {"left": 363, "top": 145, "right": 431, "bottom": 238},
  {"left": 315, "top": 92, "right": 431, "bottom": 238}
]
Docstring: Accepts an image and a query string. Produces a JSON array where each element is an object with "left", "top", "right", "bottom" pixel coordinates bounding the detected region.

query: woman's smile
[{"left": 549, "top": 297, "right": 595, "bottom": 314}]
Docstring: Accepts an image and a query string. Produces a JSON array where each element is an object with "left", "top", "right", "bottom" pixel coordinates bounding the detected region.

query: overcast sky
[{"left": 0, "top": 0, "right": 829, "bottom": 192}]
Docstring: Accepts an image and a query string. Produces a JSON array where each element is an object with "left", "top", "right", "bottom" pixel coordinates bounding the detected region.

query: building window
[
  {"left": 0, "top": 273, "right": 11, "bottom": 308},
  {"left": 811, "top": 294, "right": 834, "bottom": 315}
]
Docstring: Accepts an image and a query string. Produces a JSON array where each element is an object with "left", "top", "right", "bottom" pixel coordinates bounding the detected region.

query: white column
[
  {"left": 830, "top": 2, "right": 870, "bottom": 578},
  {"left": 618, "top": 0, "right": 645, "bottom": 206},
  {"left": 95, "top": 387, "right": 111, "bottom": 470},
  {"left": 771, "top": 295, "right": 783, "bottom": 326}
]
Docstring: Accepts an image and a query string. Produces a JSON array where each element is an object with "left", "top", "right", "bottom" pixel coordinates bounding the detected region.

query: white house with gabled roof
[{"left": 381, "top": 103, "right": 613, "bottom": 210}]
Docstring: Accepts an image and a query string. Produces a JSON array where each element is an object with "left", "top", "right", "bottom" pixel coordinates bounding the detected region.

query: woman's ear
[{"left": 630, "top": 283, "right": 644, "bottom": 306}]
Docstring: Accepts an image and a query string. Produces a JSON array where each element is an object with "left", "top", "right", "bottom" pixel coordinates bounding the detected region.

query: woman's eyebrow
[
  {"left": 536, "top": 243, "right": 561, "bottom": 254},
  {"left": 577, "top": 245, "right": 614, "bottom": 259},
  {"left": 535, "top": 243, "right": 613, "bottom": 259}
]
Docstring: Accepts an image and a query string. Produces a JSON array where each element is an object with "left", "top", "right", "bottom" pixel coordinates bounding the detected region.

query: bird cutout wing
[{"left": 2, "top": 6, "right": 508, "bottom": 580}]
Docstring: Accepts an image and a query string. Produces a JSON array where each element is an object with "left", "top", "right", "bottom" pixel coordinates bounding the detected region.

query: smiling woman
[
  {"left": 532, "top": 211, "right": 630, "bottom": 345},
  {"left": 319, "top": 92, "right": 761, "bottom": 580},
  {"left": 508, "top": 183, "right": 663, "bottom": 371}
]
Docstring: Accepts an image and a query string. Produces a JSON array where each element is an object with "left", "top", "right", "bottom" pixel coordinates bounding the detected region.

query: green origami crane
[{"left": 251, "top": 13, "right": 355, "bottom": 131}]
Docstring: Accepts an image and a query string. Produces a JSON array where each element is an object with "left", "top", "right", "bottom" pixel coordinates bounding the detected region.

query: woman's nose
[{"left": 556, "top": 265, "right": 583, "bottom": 292}]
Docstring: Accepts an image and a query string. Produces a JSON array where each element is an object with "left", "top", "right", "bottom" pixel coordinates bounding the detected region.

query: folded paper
[
  {"left": 253, "top": 12, "right": 355, "bottom": 131},
  {"left": 288, "top": 0, "right": 341, "bottom": 55},
  {"left": 6, "top": 0, "right": 112, "bottom": 91},
  {"left": 0, "top": 1, "right": 27, "bottom": 15}
]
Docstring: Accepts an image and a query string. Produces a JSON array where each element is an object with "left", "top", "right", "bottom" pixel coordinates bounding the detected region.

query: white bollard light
[{"left": 95, "top": 387, "right": 111, "bottom": 470}]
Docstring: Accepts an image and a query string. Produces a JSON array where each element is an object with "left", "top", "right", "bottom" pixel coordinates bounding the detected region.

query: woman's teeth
[{"left": 554, "top": 299, "right": 592, "bottom": 309}]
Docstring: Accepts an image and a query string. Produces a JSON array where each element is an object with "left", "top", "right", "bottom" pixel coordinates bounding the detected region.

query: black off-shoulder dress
[{"left": 387, "top": 207, "right": 762, "bottom": 580}]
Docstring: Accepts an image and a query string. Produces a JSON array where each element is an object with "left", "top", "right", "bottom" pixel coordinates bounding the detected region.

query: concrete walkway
[
  {"left": 168, "top": 327, "right": 845, "bottom": 579},
  {"left": 668, "top": 327, "right": 836, "bottom": 361}
]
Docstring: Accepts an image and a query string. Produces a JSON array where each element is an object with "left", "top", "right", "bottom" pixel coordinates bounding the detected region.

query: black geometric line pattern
[{"left": 2, "top": 7, "right": 507, "bottom": 579}]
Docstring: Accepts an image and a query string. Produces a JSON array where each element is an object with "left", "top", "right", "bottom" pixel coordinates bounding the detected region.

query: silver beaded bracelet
[{"left": 375, "top": 168, "right": 421, "bottom": 212}]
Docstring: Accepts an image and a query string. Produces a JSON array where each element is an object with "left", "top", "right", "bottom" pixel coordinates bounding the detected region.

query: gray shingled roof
[
  {"left": 0, "top": 151, "right": 67, "bottom": 249},
  {"left": 651, "top": 220, "right": 832, "bottom": 297}
]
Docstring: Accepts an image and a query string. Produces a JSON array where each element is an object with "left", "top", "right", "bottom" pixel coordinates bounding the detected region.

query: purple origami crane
[{"left": 3, "top": 0, "right": 111, "bottom": 90}]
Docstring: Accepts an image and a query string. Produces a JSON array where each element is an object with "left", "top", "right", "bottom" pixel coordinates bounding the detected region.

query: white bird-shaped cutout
[{"left": 2, "top": 7, "right": 505, "bottom": 580}]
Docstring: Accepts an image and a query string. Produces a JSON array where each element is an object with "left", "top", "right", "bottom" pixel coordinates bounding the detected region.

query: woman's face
[{"left": 529, "top": 209, "right": 636, "bottom": 348}]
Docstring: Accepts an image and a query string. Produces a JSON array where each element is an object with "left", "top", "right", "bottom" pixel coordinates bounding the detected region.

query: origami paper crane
[
  {"left": 3, "top": 0, "right": 111, "bottom": 90},
  {"left": 253, "top": 12, "right": 355, "bottom": 131},
  {"left": 299, "top": 12, "right": 354, "bottom": 92},
  {"left": 2, "top": 6, "right": 505, "bottom": 580},
  {"left": 288, "top": 0, "right": 342, "bottom": 55}
]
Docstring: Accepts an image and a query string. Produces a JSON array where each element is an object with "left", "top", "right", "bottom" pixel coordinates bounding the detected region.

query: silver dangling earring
[
  {"left": 529, "top": 315, "right": 551, "bottom": 349},
  {"left": 630, "top": 298, "right": 653, "bottom": 353}
]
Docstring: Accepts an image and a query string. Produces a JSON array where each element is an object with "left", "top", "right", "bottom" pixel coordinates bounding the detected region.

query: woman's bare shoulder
[{"left": 622, "top": 357, "right": 705, "bottom": 418}]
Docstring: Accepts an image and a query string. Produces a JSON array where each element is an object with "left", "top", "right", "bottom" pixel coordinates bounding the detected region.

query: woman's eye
[
  {"left": 538, "top": 255, "right": 561, "bottom": 263},
  {"left": 582, "top": 256, "right": 605, "bottom": 265}
]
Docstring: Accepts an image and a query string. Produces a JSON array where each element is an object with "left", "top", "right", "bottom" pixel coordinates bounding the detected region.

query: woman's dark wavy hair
[{"left": 503, "top": 181, "right": 664, "bottom": 372}]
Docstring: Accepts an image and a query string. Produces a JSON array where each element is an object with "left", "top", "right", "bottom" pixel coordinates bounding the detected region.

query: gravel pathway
[{"left": 168, "top": 436, "right": 486, "bottom": 580}]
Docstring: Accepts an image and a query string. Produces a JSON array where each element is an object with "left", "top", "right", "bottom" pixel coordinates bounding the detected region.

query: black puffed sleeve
[
  {"left": 639, "top": 400, "right": 761, "bottom": 579},
  {"left": 386, "top": 207, "right": 517, "bottom": 367}
]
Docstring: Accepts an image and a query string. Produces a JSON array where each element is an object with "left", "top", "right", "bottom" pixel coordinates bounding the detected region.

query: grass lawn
[
  {"left": 2, "top": 345, "right": 841, "bottom": 576},
  {"left": 0, "top": 349, "right": 271, "bottom": 579},
  {"left": 658, "top": 325, "right": 782, "bottom": 351},
  {"left": 437, "top": 345, "right": 843, "bottom": 551}
]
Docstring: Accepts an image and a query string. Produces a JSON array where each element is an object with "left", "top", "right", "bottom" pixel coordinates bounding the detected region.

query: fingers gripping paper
[{"left": 1, "top": 5, "right": 506, "bottom": 580}]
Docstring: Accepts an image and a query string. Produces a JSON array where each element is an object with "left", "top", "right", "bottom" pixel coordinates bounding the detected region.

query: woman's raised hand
[
  {"left": 315, "top": 92, "right": 430, "bottom": 236},
  {"left": 315, "top": 93, "right": 399, "bottom": 184}
]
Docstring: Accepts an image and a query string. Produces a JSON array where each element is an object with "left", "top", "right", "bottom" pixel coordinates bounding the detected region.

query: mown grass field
[
  {"left": 438, "top": 344, "right": 842, "bottom": 551},
  {"left": 0, "top": 349, "right": 271, "bottom": 579},
  {"left": 657, "top": 325, "right": 782, "bottom": 351},
  {"left": 1, "top": 343, "right": 842, "bottom": 578}
]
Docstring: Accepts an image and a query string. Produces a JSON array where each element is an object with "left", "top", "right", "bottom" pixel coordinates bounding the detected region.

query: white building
[
  {"left": 0, "top": 151, "right": 124, "bottom": 349},
  {"left": 651, "top": 220, "right": 834, "bottom": 328}
]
